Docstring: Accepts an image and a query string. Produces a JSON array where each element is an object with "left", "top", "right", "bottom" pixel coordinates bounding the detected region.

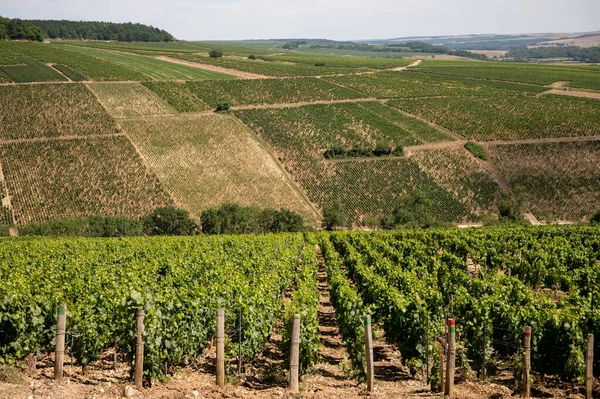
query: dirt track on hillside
[{"left": 154, "top": 56, "right": 269, "bottom": 79}]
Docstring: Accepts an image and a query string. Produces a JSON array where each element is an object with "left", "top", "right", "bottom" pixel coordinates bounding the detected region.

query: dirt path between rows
[
  {"left": 390, "top": 59, "right": 422, "bottom": 71},
  {"left": 154, "top": 56, "right": 270, "bottom": 79},
  {"left": 538, "top": 88, "right": 600, "bottom": 100},
  {"left": 46, "top": 64, "right": 73, "bottom": 82},
  {"left": 231, "top": 97, "right": 378, "bottom": 111}
]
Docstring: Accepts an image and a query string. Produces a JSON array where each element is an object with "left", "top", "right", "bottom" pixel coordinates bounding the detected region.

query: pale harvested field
[
  {"left": 87, "top": 82, "right": 176, "bottom": 118},
  {"left": 409, "top": 148, "right": 503, "bottom": 220},
  {"left": 120, "top": 114, "right": 320, "bottom": 224}
]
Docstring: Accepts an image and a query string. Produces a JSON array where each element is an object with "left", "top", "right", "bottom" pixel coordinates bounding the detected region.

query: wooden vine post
[
  {"left": 482, "top": 320, "right": 487, "bottom": 380},
  {"left": 135, "top": 308, "right": 145, "bottom": 390},
  {"left": 54, "top": 303, "right": 67, "bottom": 380},
  {"left": 364, "top": 314, "right": 374, "bottom": 392},
  {"left": 523, "top": 326, "right": 532, "bottom": 399},
  {"left": 289, "top": 314, "right": 301, "bottom": 393},
  {"left": 445, "top": 318, "right": 455, "bottom": 398},
  {"left": 216, "top": 308, "right": 225, "bottom": 388},
  {"left": 586, "top": 334, "right": 594, "bottom": 399},
  {"left": 439, "top": 343, "right": 445, "bottom": 393}
]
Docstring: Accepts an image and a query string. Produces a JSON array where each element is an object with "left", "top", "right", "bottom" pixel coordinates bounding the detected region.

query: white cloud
[{"left": 1, "top": 0, "right": 598, "bottom": 40}]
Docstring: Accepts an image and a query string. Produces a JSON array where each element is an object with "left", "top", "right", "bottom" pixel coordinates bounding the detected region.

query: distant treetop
[{"left": 0, "top": 16, "right": 175, "bottom": 42}]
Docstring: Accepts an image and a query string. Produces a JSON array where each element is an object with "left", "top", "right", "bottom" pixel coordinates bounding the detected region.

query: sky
[{"left": 1, "top": 0, "right": 599, "bottom": 41}]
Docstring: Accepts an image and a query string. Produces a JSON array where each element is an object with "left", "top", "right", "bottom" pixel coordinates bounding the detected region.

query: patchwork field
[
  {"left": 415, "top": 60, "right": 600, "bottom": 90},
  {"left": 87, "top": 82, "right": 176, "bottom": 119},
  {"left": 0, "top": 136, "right": 173, "bottom": 224},
  {"left": 408, "top": 148, "right": 504, "bottom": 219},
  {"left": 388, "top": 93, "right": 600, "bottom": 141},
  {"left": 143, "top": 78, "right": 365, "bottom": 111},
  {"left": 0, "top": 37, "right": 598, "bottom": 226},
  {"left": 325, "top": 70, "right": 546, "bottom": 99},
  {"left": 61, "top": 45, "right": 235, "bottom": 80},
  {"left": 170, "top": 54, "right": 380, "bottom": 77},
  {"left": 0, "top": 56, "right": 66, "bottom": 83},
  {"left": 0, "top": 84, "right": 119, "bottom": 140},
  {"left": 120, "top": 114, "right": 320, "bottom": 224},
  {"left": 0, "top": 41, "right": 146, "bottom": 81},
  {"left": 142, "top": 81, "right": 212, "bottom": 112},
  {"left": 486, "top": 141, "right": 600, "bottom": 221},
  {"left": 236, "top": 103, "right": 471, "bottom": 224}
]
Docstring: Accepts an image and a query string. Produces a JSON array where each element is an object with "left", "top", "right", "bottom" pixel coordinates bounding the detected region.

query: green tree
[
  {"left": 209, "top": 49, "right": 223, "bottom": 58},
  {"left": 322, "top": 200, "right": 345, "bottom": 231},
  {"left": 591, "top": 210, "right": 600, "bottom": 224},
  {"left": 200, "top": 208, "right": 221, "bottom": 235},
  {"left": 498, "top": 185, "right": 528, "bottom": 222},
  {"left": 380, "top": 191, "right": 447, "bottom": 229},
  {"left": 142, "top": 206, "right": 198, "bottom": 236}
]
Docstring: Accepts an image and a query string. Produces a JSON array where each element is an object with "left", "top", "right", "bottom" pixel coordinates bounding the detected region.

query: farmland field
[
  {"left": 0, "top": 41, "right": 146, "bottom": 81},
  {"left": 3, "top": 224, "right": 600, "bottom": 396},
  {"left": 0, "top": 56, "right": 66, "bottom": 83},
  {"left": 0, "top": 69, "right": 11, "bottom": 83},
  {"left": 236, "top": 103, "right": 471, "bottom": 224},
  {"left": 87, "top": 82, "right": 176, "bottom": 118},
  {"left": 143, "top": 77, "right": 365, "bottom": 111},
  {"left": 486, "top": 141, "right": 600, "bottom": 221},
  {"left": 409, "top": 148, "right": 503, "bottom": 218},
  {"left": 170, "top": 53, "right": 379, "bottom": 77},
  {"left": 325, "top": 70, "right": 546, "bottom": 99},
  {"left": 0, "top": 135, "right": 173, "bottom": 224},
  {"left": 120, "top": 114, "right": 320, "bottom": 224},
  {"left": 60, "top": 45, "right": 235, "bottom": 80},
  {"left": 0, "top": 84, "right": 119, "bottom": 140},
  {"left": 388, "top": 93, "right": 600, "bottom": 141},
  {"left": 415, "top": 60, "right": 600, "bottom": 90}
]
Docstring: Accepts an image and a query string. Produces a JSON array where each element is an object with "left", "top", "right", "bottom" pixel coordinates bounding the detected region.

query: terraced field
[
  {"left": 0, "top": 84, "right": 119, "bottom": 140},
  {"left": 87, "top": 82, "right": 176, "bottom": 119},
  {"left": 486, "top": 141, "right": 600, "bottom": 221},
  {"left": 120, "top": 114, "right": 320, "bottom": 224},
  {"left": 0, "top": 136, "right": 173, "bottom": 224}
]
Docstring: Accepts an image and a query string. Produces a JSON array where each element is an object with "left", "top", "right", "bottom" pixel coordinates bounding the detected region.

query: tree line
[
  {"left": 6, "top": 199, "right": 599, "bottom": 237},
  {"left": 305, "top": 40, "right": 488, "bottom": 60},
  {"left": 0, "top": 16, "right": 175, "bottom": 42},
  {"left": 507, "top": 46, "right": 600, "bottom": 63},
  {"left": 10, "top": 204, "right": 310, "bottom": 237},
  {"left": 0, "top": 16, "right": 44, "bottom": 41}
]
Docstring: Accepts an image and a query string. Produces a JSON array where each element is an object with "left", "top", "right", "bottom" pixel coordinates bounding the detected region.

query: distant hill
[
  {"left": 363, "top": 31, "right": 600, "bottom": 50},
  {"left": 0, "top": 16, "right": 175, "bottom": 42}
]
